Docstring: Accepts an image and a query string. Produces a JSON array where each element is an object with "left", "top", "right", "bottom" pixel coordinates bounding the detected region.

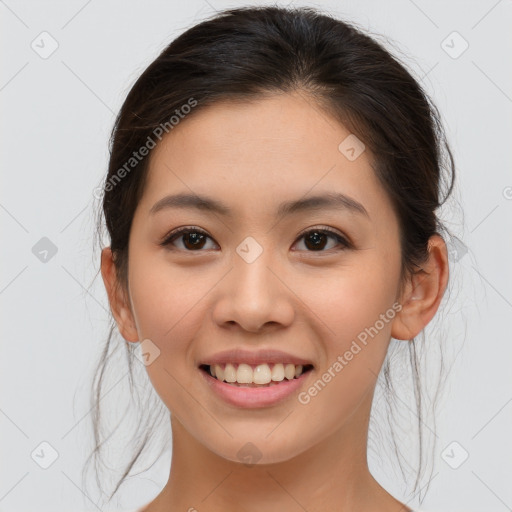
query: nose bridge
[
  {"left": 233, "top": 240, "right": 275, "bottom": 301},
  {"left": 212, "top": 235, "right": 295, "bottom": 332},
  {"left": 233, "top": 234, "right": 279, "bottom": 303}
]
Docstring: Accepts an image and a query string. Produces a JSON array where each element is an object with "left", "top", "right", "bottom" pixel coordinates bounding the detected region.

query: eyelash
[{"left": 159, "top": 225, "right": 351, "bottom": 253}]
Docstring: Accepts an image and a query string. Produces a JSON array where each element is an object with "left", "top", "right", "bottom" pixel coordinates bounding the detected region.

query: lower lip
[{"left": 200, "top": 368, "right": 312, "bottom": 408}]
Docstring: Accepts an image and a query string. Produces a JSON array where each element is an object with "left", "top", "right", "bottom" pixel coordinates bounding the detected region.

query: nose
[{"left": 211, "top": 248, "right": 295, "bottom": 333}]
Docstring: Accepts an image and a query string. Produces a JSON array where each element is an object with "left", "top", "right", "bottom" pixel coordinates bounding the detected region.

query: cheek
[
  {"left": 294, "top": 269, "right": 399, "bottom": 431},
  {"left": 305, "top": 261, "right": 398, "bottom": 340},
  {"left": 127, "top": 258, "right": 211, "bottom": 411},
  {"left": 296, "top": 252, "right": 401, "bottom": 395},
  {"left": 128, "top": 251, "right": 209, "bottom": 340}
]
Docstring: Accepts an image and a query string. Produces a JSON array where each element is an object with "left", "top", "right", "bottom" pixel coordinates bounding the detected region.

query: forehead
[{"left": 140, "top": 92, "right": 391, "bottom": 222}]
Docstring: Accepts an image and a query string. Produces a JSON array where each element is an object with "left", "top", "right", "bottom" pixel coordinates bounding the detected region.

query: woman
[{"left": 91, "top": 5, "right": 454, "bottom": 511}]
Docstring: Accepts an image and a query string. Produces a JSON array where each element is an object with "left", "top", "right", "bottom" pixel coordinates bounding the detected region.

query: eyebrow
[{"left": 149, "top": 191, "right": 369, "bottom": 219}]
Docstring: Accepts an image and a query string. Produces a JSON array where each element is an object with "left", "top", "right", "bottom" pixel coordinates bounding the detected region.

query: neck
[{"left": 147, "top": 392, "right": 409, "bottom": 512}]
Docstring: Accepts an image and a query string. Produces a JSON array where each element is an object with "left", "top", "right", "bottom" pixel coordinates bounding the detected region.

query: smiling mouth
[{"left": 199, "top": 363, "right": 314, "bottom": 387}]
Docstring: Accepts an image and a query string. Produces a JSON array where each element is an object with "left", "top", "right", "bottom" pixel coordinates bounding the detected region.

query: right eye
[{"left": 159, "top": 226, "right": 219, "bottom": 251}]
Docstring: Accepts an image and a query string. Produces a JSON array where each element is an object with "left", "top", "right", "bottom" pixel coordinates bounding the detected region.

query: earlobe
[
  {"left": 391, "top": 234, "right": 449, "bottom": 341},
  {"left": 100, "top": 247, "right": 139, "bottom": 342}
]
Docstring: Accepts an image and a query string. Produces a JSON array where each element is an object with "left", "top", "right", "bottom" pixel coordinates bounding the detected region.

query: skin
[{"left": 101, "top": 91, "right": 449, "bottom": 512}]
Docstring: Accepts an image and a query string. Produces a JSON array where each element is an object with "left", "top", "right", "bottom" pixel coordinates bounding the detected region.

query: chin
[{"left": 203, "top": 431, "right": 310, "bottom": 467}]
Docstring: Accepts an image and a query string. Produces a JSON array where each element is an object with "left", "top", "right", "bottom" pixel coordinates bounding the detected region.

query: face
[{"left": 108, "top": 92, "right": 410, "bottom": 464}]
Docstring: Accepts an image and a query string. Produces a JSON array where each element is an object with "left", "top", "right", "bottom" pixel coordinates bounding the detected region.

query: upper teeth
[{"left": 209, "top": 363, "right": 305, "bottom": 384}]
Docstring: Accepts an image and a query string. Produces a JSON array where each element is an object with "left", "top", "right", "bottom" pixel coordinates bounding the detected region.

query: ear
[
  {"left": 391, "top": 234, "right": 449, "bottom": 341},
  {"left": 100, "top": 247, "right": 139, "bottom": 342}
]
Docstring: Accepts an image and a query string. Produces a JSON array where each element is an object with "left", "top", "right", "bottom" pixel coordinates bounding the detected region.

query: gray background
[{"left": 1, "top": 0, "right": 511, "bottom": 511}]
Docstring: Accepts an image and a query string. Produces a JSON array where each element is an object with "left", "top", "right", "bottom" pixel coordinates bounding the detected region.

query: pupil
[
  {"left": 185, "top": 232, "right": 205, "bottom": 249},
  {"left": 306, "top": 231, "right": 326, "bottom": 250}
]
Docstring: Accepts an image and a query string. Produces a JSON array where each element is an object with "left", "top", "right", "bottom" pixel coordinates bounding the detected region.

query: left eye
[
  {"left": 160, "top": 227, "right": 350, "bottom": 252},
  {"left": 293, "top": 228, "right": 350, "bottom": 252}
]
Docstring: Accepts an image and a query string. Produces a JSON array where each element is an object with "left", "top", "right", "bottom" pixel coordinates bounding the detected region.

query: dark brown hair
[{"left": 86, "top": 4, "right": 456, "bottom": 505}]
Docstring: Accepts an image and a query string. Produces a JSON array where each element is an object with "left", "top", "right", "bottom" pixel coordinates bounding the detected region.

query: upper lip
[{"left": 199, "top": 348, "right": 314, "bottom": 367}]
